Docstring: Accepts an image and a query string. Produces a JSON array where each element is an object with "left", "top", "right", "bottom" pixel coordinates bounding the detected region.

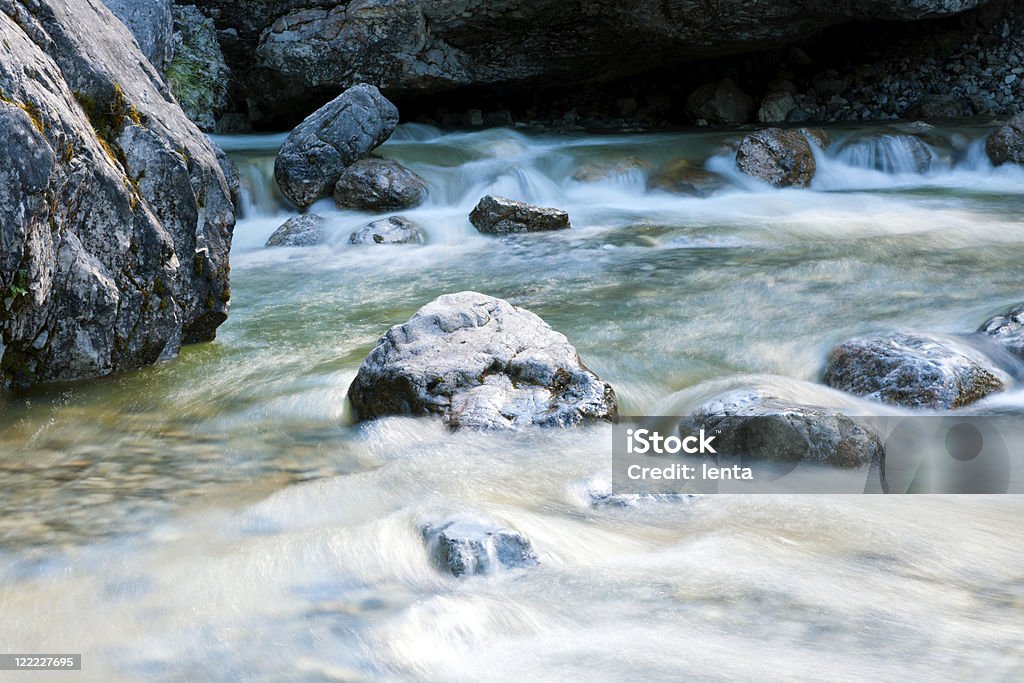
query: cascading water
[{"left": 2, "top": 121, "right": 1023, "bottom": 682}]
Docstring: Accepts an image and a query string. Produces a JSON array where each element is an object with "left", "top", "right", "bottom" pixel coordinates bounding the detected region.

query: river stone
[
  {"left": 420, "top": 516, "right": 539, "bottom": 577},
  {"left": 648, "top": 160, "right": 726, "bottom": 196},
  {"left": 348, "top": 216, "right": 425, "bottom": 245},
  {"left": 986, "top": 112, "right": 1024, "bottom": 166},
  {"left": 0, "top": 0, "right": 234, "bottom": 388},
  {"left": 678, "top": 393, "right": 883, "bottom": 468},
  {"left": 735, "top": 128, "right": 816, "bottom": 187},
  {"left": 977, "top": 303, "right": 1024, "bottom": 359},
  {"left": 685, "top": 78, "right": 754, "bottom": 125},
  {"left": 469, "top": 196, "right": 570, "bottom": 235},
  {"left": 347, "top": 292, "right": 617, "bottom": 430},
  {"left": 823, "top": 333, "right": 1007, "bottom": 409},
  {"left": 101, "top": 0, "right": 173, "bottom": 72},
  {"left": 333, "top": 158, "right": 427, "bottom": 211},
  {"left": 274, "top": 84, "right": 399, "bottom": 208},
  {"left": 265, "top": 214, "right": 325, "bottom": 247}
]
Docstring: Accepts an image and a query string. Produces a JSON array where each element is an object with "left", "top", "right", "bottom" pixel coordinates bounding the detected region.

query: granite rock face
[
  {"left": 348, "top": 292, "right": 617, "bottom": 430},
  {"left": 823, "top": 332, "right": 1007, "bottom": 409},
  {"left": 0, "top": 0, "right": 234, "bottom": 388},
  {"left": 274, "top": 84, "right": 399, "bottom": 208},
  {"left": 101, "top": 0, "right": 174, "bottom": 72},
  {"left": 469, "top": 196, "right": 570, "bottom": 235},
  {"left": 167, "top": 4, "right": 230, "bottom": 132}
]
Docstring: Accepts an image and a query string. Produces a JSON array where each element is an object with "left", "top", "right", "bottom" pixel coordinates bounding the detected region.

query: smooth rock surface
[
  {"left": 823, "top": 333, "right": 1007, "bottom": 409},
  {"left": 986, "top": 112, "right": 1024, "bottom": 166},
  {"left": 0, "top": 0, "right": 234, "bottom": 388},
  {"left": 420, "top": 516, "right": 539, "bottom": 577},
  {"left": 265, "top": 214, "right": 325, "bottom": 247},
  {"left": 678, "top": 393, "right": 884, "bottom": 468},
  {"left": 469, "top": 196, "right": 570, "bottom": 235},
  {"left": 347, "top": 292, "right": 617, "bottom": 430},
  {"left": 348, "top": 216, "right": 425, "bottom": 245},
  {"left": 735, "top": 128, "right": 816, "bottom": 187},
  {"left": 274, "top": 84, "right": 399, "bottom": 208},
  {"left": 333, "top": 157, "right": 427, "bottom": 211},
  {"left": 101, "top": 0, "right": 173, "bottom": 72},
  {"left": 978, "top": 303, "right": 1024, "bottom": 358}
]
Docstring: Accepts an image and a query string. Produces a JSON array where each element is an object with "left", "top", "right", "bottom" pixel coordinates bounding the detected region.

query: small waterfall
[
  {"left": 831, "top": 133, "right": 935, "bottom": 174},
  {"left": 237, "top": 157, "right": 288, "bottom": 218}
]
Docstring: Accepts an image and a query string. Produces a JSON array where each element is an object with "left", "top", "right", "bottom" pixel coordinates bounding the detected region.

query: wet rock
[
  {"left": 678, "top": 393, "right": 883, "bottom": 468},
  {"left": 799, "top": 127, "right": 831, "bottom": 150},
  {"left": 211, "top": 139, "right": 240, "bottom": 207},
  {"left": 572, "top": 157, "right": 649, "bottom": 182},
  {"left": 348, "top": 292, "right": 617, "bottom": 430},
  {"left": 686, "top": 78, "right": 754, "bottom": 125},
  {"left": 333, "top": 158, "right": 427, "bottom": 212},
  {"left": 420, "top": 516, "right": 539, "bottom": 577},
  {"left": 348, "top": 216, "right": 425, "bottom": 245},
  {"left": 274, "top": 84, "right": 399, "bottom": 208},
  {"left": 648, "top": 160, "right": 727, "bottom": 196},
  {"left": 167, "top": 5, "right": 229, "bottom": 132},
  {"left": 735, "top": 128, "right": 816, "bottom": 187},
  {"left": 758, "top": 92, "right": 798, "bottom": 123},
  {"left": 986, "top": 112, "right": 1024, "bottom": 166},
  {"left": 265, "top": 214, "right": 325, "bottom": 247},
  {"left": 469, "top": 196, "right": 570, "bottom": 235},
  {"left": 101, "top": 0, "right": 173, "bottom": 72},
  {"left": 1, "top": 0, "right": 234, "bottom": 388},
  {"left": 978, "top": 303, "right": 1024, "bottom": 358},
  {"left": 823, "top": 333, "right": 1007, "bottom": 409}
]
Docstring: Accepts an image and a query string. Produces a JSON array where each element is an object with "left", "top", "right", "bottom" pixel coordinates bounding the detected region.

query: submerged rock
[
  {"left": 735, "top": 128, "right": 816, "bottom": 187},
  {"left": 686, "top": 78, "right": 754, "bottom": 125},
  {"left": 0, "top": 0, "right": 233, "bottom": 388},
  {"left": 348, "top": 216, "right": 425, "bottom": 245},
  {"left": 678, "top": 393, "right": 883, "bottom": 468},
  {"left": 986, "top": 112, "right": 1024, "bottom": 166},
  {"left": 274, "top": 84, "right": 399, "bottom": 208},
  {"left": 648, "top": 160, "right": 726, "bottom": 196},
  {"left": 265, "top": 214, "right": 325, "bottom": 247},
  {"left": 977, "top": 303, "right": 1024, "bottom": 359},
  {"left": 823, "top": 333, "right": 1007, "bottom": 409},
  {"left": 469, "top": 196, "right": 570, "bottom": 235},
  {"left": 347, "top": 292, "right": 617, "bottom": 430},
  {"left": 572, "top": 157, "right": 649, "bottom": 182},
  {"left": 837, "top": 133, "right": 933, "bottom": 173},
  {"left": 167, "top": 5, "right": 229, "bottom": 132},
  {"left": 420, "top": 516, "right": 539, "bottom": 577},
  {"left": 333, "top": 158, "right": 427, "bottom": 211}
]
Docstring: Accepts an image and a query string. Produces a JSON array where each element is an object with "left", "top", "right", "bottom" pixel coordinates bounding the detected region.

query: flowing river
[{"left": 1, "top": 122, "right": 1023, "bottom": 681}]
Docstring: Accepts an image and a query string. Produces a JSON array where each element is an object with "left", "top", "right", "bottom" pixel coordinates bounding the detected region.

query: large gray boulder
[
  {"left": 348, "top": 216, "right": 425, "bottom": 245},
  {"left": 265, "top": 214, "right": 325, "bottom": 247},
  {"left": 347, "top": 292, "right": 617, "bottom": 430},
  {"left": 686, "top": 78, "right": 754, "bottom": 125},
  {"left": 0, "top": 0, "right": 234, "bottom": 388},
  {"left": 274, "top": 84, "right": 399, "bottom": 208},
  {"left": 101, "top": 0, "right": 173, "bottom": 72},
  {"left": 420, "top": 516, "right": 539, "bottom": 577},
  {"left": 678, "top": 393, "right": 883, "bottom": 468},
  {"left": 986, "top": 113, "right": 1024, "bottom": 166},
  {"left": 469, "top": 196, "right": 570, "bottom": 235},
  {"left": 333, "top": 158, "right": 427, "bottom": 211},
  {"left": 823, "top": 333, "right": 1007, "bottom": 409},
  {"left": 735, "top": 128, "right": 817, "bottom": 187},
  {"left": 977, "top": 303, "right": 1024, "bottom": 359},
  {"left": 167, "top": 5, "right": 230, "bottom": 132},
  {"left": 202, "top": 0, "right": 988, "bottom": 121}
]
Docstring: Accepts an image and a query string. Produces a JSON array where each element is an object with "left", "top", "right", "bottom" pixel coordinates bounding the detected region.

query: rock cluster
[{"left": 347, "top": 292, "right": 617, "bottom": 430}]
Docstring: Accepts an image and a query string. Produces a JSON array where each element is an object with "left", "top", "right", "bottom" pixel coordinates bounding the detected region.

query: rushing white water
[{"left": 1, "top": 122, "right": 1023, "bottom": 681}]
